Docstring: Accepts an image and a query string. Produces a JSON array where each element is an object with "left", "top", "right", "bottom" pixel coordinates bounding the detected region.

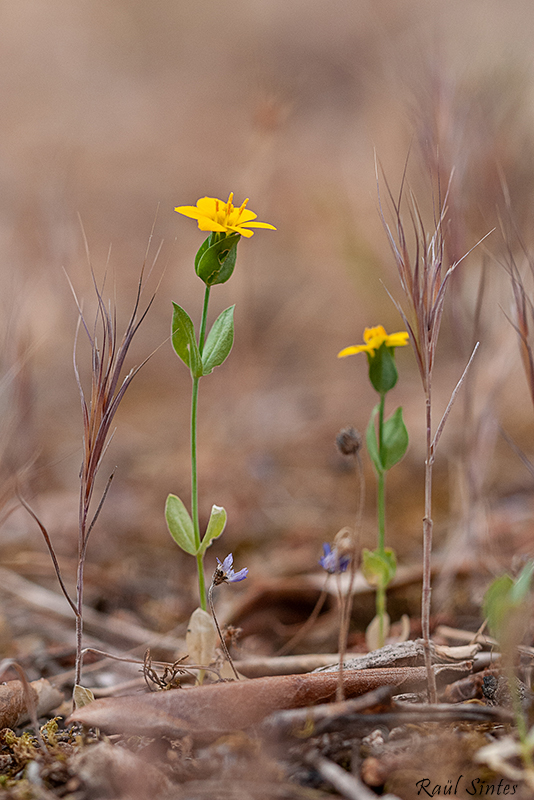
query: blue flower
[
  {"left": 215, "top": 553, "right": 249, "bottom": 585},
  {"left": 319, "top": 543, "right": 350, "bottom": 574}
]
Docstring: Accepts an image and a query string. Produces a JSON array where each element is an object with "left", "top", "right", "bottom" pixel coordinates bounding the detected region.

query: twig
[
  {"left": 81, "top": 647, "right": 222, "bottom": 681},
  {"left": 304, "top": 749, "right": 401, "bottom": 800},
  {"left": 264, "top": 697, "right": 512, "bottom": 740},
  {"left": 234, "top": 653, "right": 341, "bottom": 677},
  {"left": 0, "top": 565, "right": 185, "bottom": 655},
  {"left": 208, "top": 581, "right": 240, "bottom": 680},
  {"left": 338, "top": 448, "right": 364, "bottom": 702},
  {"left": 275, "top": 579, "right": 329, "bottom": 657}
]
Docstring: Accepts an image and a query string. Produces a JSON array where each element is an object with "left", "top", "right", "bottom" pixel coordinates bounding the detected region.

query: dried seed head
[
  {"left": 336, "top": 427, "right": 362, "bottom": 456},
  {"left": 334, "top": 526, "right": 355, "bottom": 558}
]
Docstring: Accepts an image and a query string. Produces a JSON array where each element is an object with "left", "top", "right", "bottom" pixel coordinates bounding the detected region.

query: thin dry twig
[
  {"left": 275, "top": 579, "right": 329, "bottom": 658},
  {"left": 303, "top": 748, "right": 401, "bottom": 800},
  {"left": 337, "top": 438, "right": 364, "bottom": 703},
  {"left": 208, "top": 580, "right": 240, "bottom": 680},
  {"left": 265, "top": 696, "right": 512, "bottom": 740}
]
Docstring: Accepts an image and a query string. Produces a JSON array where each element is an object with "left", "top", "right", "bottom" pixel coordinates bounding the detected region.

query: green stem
[
  {"left": 376, "top": 391, "right": 387, "bottom": 647},
  {"left": 198, "top": 286, "right": 211, "bottom": 352},
  {"left": 377, "top": 472, "right": 386, "bottom": 555},
  {"left": 376, "top": 582, "right": 386, "bottom": 648},
  {"left": 191, "top": 285, "right": 211, "bottom": 611},
  {"left": 377, "top": 392, "right": 386, "bottom": 554}
]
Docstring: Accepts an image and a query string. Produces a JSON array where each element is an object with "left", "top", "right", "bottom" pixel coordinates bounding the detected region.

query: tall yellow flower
[
  {"left": 175, "top": 193, "right": 276, "bottom": 238},
  {"left": 338, "top": 325, "right": 409, "bottom": 358}
]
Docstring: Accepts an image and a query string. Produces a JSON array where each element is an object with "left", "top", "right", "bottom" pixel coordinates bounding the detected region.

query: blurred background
[{"left": 0, "top": 0, "right": 534, "bottom": 650}]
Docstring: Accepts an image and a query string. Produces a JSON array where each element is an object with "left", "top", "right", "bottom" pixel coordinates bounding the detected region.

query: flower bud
[{"left": 336, "top": 427, "right": 362, "bottom": 456}]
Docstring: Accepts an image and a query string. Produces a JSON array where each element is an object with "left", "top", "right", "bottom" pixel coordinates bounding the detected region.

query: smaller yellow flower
[
  {"left": 338, "top": 325, "right": 409, "bottom": 358},
  {"left": 175, "top": 193, "right": 276, "bottom": 238}
]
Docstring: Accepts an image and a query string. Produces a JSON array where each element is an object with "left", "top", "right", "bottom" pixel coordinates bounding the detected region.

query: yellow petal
[
  {"left": 197, "top": 218, "right": 227, "bottom": 232},
  {"left": 363, "top": 325, "right": 387, "bottom": 345},
  {"left": 196, "top": 197, "right": 220, "bottom": 216},
  {"left": 240, "top": 221, "right": 277, "bottom": 230},
  {"left": 337, "top": 345, "right": 372, "bottom": 358},
  {"left": 236, "top": 209, "right": 258, "bottom": 223},
  {"left": 385, "top": 331, "right": 409, "bottom": 347},
  {"left": 231, "top": 226, "right": 255, "bottom": 238},
  {"left": 175, "top": 205, "right": 205, "bottom": 220},
  {"left": 176, "top": 196, "right": 275, "bottom": 236}
]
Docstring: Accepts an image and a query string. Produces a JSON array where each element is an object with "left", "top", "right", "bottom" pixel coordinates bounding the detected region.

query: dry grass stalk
[
  {"left": 497, "top": 193, "right": 534, "bottom": 474},
  {"left": 510, "top": 267, "right": 534, "bottom": 406},
  {"left": 377, "top": 163, "right": 485, "bottom": 702},
  {"left": 21, "top": 250, "right": 156, "bottom": 694},
  {"left": 501, "top": 214, "right": 534, "bottom": 409},
  {"left": 70, "top": 263, "right": 156, "bottom": 689}
]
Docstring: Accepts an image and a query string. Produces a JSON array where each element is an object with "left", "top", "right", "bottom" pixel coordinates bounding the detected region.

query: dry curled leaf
[
  {"left": 0, "top": 678, "right": 63, "bottom": 728},
  {"left": 69, "top": 666, "right": 462, "bottom": 742},
  {"left": 73, "top": 684, "right": 95, "bottom": 710}
]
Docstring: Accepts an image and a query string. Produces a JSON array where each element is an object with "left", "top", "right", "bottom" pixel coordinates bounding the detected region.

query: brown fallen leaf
[
  {"left": 71, "top": 740, "right": 172, "bottom": 800},
  {"left": 0, "top": 678, "right": 64, "bottom": 728},
  {"left": 69, "top": 665, "right": 469, "bottom": 741}
]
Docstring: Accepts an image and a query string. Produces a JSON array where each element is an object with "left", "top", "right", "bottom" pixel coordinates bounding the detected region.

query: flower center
[{"left": 218, "top": 193, "right": 249, "bottom": 228}]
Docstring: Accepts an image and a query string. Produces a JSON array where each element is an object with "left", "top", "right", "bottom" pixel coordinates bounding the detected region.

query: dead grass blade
[{"left": 376, "top": 158, "right": 488, "bottom": 703}]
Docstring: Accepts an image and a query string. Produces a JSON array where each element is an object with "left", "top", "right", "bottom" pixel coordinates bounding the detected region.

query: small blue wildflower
[
  {"left": 319, "top": 543, "right": 350, "bottom": 574},
  {"left": 214, "top": 553, "right": 249, "bottom": 585}
]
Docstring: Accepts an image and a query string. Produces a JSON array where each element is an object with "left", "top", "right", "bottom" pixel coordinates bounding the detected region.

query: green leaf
[
  {"left": 366, "top": 405, "right": 383, "bottom": 473},
  {"left": 483, "top": 573, "right": 514, "bottom": 640},
  {"left": 202, "top": 306, "right": 235, "bottom": 375},
  {"left": 195, "top": 234, "right": 240, "bottom": 286},
  {"left": 361, "top": 547, "right": 397, "bottom": 589},
  {"left": 484, "top": 564, "right": 534, "bottom": 650},
  {"left": 368, "top": 344, "right": 398, "bottom": 394},
  {"left": 171, "top": 303, "right": 202, "bottom": 378},
  {"left": 198, "top": 504, "right": 227, "bottom": 556},
  {"left": 381, "top": 406, "right": 409, "bottom": 470},
  {"left": 510, "top": 560, "right": 534, "bottom": 605},
  {"left": 165, "top": 494, "right": 197, "bottom": 555}
]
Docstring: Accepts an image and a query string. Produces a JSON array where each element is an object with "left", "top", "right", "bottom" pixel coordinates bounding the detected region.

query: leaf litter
[{"left": 0, "top": 620, "right": 531, "bottom": 800}]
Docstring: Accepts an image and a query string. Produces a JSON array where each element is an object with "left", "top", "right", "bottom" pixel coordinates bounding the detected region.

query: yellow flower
[
  {"left": 338, "top": 325, "right": 409, "bottom": 358},
  {"left": 175, "top": 193, "right": 276, "bottom": 239}
]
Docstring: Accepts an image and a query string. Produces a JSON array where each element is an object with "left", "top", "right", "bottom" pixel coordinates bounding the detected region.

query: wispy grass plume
[
  {"left": 21, "top": 250, "right": 156, "bottom": 695},
  {"left": 377, "top": 162, "right": 484, "bottom": 701},
  {"left": 70, "top": 262, "right": 155, "bottom": 689}
]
